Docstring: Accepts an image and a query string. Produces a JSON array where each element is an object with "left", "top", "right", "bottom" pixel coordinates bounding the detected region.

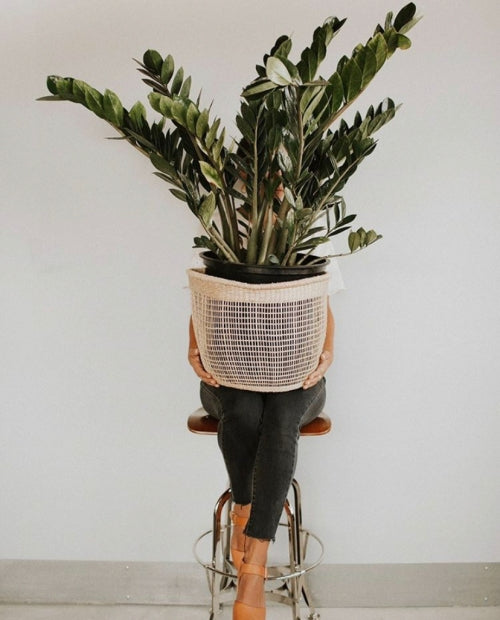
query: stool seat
[{"left": 188, "top": 407, "right": 332, "bottom": 436}]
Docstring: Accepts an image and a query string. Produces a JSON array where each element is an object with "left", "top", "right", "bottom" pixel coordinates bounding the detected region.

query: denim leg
[
  {"left": 245, "top": 379, "right": 326, "bottom": 540},
  {"left": 200, "top": 383, "right": 264, "bottom": 505}
]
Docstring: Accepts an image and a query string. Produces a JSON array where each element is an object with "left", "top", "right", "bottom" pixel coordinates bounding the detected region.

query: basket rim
[{"left": 187, "top": 268, "right": 330, "bottom": 292}]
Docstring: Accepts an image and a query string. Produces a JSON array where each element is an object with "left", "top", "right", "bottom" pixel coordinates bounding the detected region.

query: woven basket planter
[{"left": 188, "top": 269, "right": 329, "bottom": 392}]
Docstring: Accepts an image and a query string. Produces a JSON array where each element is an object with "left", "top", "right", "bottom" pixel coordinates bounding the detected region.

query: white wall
[{"left": 1, "top": 0, "right": 499, "bottom": 564}]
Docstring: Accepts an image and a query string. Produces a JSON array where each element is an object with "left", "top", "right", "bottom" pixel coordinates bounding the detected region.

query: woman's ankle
[{"left": 243, "top": 536, "right": 269, "bottom": 565}]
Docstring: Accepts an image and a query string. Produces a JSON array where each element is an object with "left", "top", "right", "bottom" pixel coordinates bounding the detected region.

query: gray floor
[{"left": 1, "top": 606, "right": 499, "bottom": 620}]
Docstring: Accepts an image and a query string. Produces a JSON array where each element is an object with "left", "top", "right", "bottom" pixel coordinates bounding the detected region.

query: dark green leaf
[
  {"left": 394, "top": 3, "right": 416, "bottom": 31},
  {"left": 169, "top": 188, "right": 187, "bottom": 202},
  {"left": 72, "top": 79, "right": 87, "bottom": 104},
  {"left": 348, "top": 231, "right": 361, "bottom": 252},
  {"left": 147, "top": 92, "right": 162, "bottom": 113},
  {"left": 242, "top": 79, "right": 276, "bottom": 98},
  {"left": 368, "top": 33, "right": 388, "bottom": 71},
  {"left": 186, "top": 103, "right": 199, "bottom": 134},
  {"left": 337, "top": 213, "right": 356, "bottom": 227},
  {"left": 160, "top": 55, "right": 175, "bottom": 84},
  {"left": 213, "top": 129, "right": 226, "bottom": 163},
  {"left": 198, "top": 192, "right": 217, "bottom": 227},
  {"left": 84, "top": 85, "right": 104, "bottom": 118},
  {"left": 150, "top": 152, "right": 177, "bottom": 176},
  {"left": 355, "top": 46, "right": 378, "bottom": 89},
  {"left": 341, "top": 59, "right": 362, "bottom": 102},
  {"left": 179, "top": 76, "right": 192, "bottom": 98},
  {"left": 171, "top": 99, "right": 187, "bottom": 125},
  {"left": 103, "top": 89, "right": 124, "bottom": 126},
  {"left": 205, "top": 118, "right": 221, "bottom": 149},
  {"left": 328, "top": 72, "right": 344, "bottom": 113},
  {"left": 195, "top": 109, "right": 209, "bottom": 138},
  {"left": 328, "top": 225, "right": 351, "bottom": 236},
  {"left": 36, "top": 95, "right": 63, "bottom": 101},
  {"left": 396, "top": 34, "right": 412, "bottom": 50},
  {"left": 236, "top": 114, "right": 254, "bottom": 142},
  {"left": 365, "top": 229, "right": 380, "bottom": 245},
  {"left": 170, "top": 67, "right": 184, "bottom": 95},
  {"left": 143, "top": 49, "right": 163, "bottom": 73}
]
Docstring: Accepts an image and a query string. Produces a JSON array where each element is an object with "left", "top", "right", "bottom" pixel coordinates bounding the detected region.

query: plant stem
[
  {"left": 246, "top": 108, "right": 263, "bottom": 264},
  {"left": 257, "top": 203, "right": 275, "bottom": 264}
]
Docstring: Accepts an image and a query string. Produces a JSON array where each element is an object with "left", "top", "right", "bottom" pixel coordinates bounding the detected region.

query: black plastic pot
[{"left": 200, "top": 251, "right": 329, "bottom": 284}]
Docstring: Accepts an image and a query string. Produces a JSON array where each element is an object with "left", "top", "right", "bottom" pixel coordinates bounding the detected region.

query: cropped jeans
[{"left": 200, "top": 378, "right": 326, "bottom": 541}]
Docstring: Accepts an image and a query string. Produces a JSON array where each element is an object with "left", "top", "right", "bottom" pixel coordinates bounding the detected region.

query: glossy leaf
[
  {"left": 394, "top": 3, "right": 417, "bottom": 31},
  {"left": 160, "top": 55, "right": 175, "bottom": 84},
  {"left": 69, "top": 79, "right": 86, "bottom": 104},
  {"left": 150, "top": 152, "right": 176, "bottom": 176},
  {"left": 205, "top": 118, "right": 221, "bottom": 149},
  {"left": 266, "top": 57, "right": 293, "bottom": 86},
  {"left": 169, "top": 188, "right": 187, "bottom": 202},
  {"left": 186, "top": 103, "right": 199, "bottom": 134},
  {"left": 213, "top": 129, "right": 226, "bottom": 163},
  {"left": 179, "top": 75, "right": 192, "bottom": 98},
  {"left": 170, "top": 67, "right": 184, "bottom": 95},
  {"left": 198, "top": 192, "right": 217, "bottom": 227},
  {"left": 368, "top": 33, "right": 388, "bottom": 71},
  {"left": 242, "top": 79, "right": 276, "bottom": 98},
  {"left": 341, "top": 59, "right": 362, "bottom": 102},
  {"left": 199, "top": 161, "right": 223, "bottom": 189},
  {"left": 396, "top": 34, "right": 412, "bottom": 50},
  {"left": 84, "top": 85, "right": 104, "bottom": 118},
  {"left": 40, "top": 4, "right": 420, "bottom": 266},
  {"left": 143, "top": 49, "right": 163, "bottom": 73},
  {"left": 128, "top": 101, "right": 146, "bottom": 129},
  {"left": 328, "top": 72, "right": 344, "bottom": 113},
  {"left": 103, "top": 89, "right": 124, "bottom": 126},
  {"left": 195, "top": 109, "right": 209, "bottom": 138},
  {"left": 348, "top": 231, "right": 361, "bottom": 252},
  {"left": 355, "top": 46, "right": 378, "bottom": 89}
]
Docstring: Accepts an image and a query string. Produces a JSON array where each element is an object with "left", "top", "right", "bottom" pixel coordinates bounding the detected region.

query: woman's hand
[
  {"left": 188, "top": 347, "right": 220, "bottom": 387},
  {"left": 303, "top": 299, "right": 335, "bottom": 389},
  {"left": 303, "top": 350, "right": 333, "bottom": 389},
  {"left": 188, "top": 316, "right": 220, "bottom": 387}
]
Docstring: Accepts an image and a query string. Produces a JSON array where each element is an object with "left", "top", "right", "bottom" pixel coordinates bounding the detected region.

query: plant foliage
[{"left": 39, "top": 3, "right": 420, "bottom": 265}]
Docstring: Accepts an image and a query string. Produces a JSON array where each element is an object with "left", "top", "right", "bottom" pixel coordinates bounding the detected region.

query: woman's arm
[
  {"left": 303, "top": 299, "right": 335, "bottom": 389},
  {"left": 188, "top": 317, "right": 220, "bottom": 387}
]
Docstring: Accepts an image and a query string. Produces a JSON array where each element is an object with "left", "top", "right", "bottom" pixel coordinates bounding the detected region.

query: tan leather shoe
[{"left": 233, "top": 561, "right": 267, "bottom": 620}]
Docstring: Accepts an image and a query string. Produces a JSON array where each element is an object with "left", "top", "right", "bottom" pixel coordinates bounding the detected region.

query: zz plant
[{"left": 40, "top": 3, "right": 420, "bottom": 266}]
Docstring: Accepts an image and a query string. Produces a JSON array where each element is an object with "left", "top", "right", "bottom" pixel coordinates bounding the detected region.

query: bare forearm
[
  {"left": 303, "top": 299, "right": 335, "bottom": 389},
  {"left": 323, "top": 300, "right": 335, "bottom": 357},
  {"left": 188, "top": 316, "right": 219, "bottom": 387}
]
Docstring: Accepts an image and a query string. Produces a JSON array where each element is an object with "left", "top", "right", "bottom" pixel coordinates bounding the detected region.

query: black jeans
[{"left": 200, "top": 379, "right": 326, "bottom": 540}]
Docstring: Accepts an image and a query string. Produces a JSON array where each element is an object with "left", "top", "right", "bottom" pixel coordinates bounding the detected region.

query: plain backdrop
[{"left": 1, "top": 0, "right": 499, "bottom": 564}]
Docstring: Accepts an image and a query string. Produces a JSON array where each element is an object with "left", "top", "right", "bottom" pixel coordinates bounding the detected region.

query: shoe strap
[
  {"left": 239, "top": 561, "right": 267, "bottom": 579},
  {"left": 230, "top": 511, "right": 249, "bottom": 527}
]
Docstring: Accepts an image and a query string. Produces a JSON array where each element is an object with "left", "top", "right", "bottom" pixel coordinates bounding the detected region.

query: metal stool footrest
[{"left": 193, "top": 480, "right": 324, "bottom": 619}]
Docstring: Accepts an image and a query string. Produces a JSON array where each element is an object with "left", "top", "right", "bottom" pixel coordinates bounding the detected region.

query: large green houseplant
[{"left": 40, "top": 3, "right": 420, "bottom": 271}]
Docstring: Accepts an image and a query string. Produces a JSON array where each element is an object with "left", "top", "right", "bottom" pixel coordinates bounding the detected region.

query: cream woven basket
[{"left": 188, "top": 269, "right": 329, "bottom": 392}]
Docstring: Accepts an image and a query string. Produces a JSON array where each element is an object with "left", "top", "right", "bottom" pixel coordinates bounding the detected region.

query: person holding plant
[
  {"left": 188, "top": 299, "right": 334, "bottom": 620},
  {"left": 39, "top": 3, "right": 419, "bottom": 617}
]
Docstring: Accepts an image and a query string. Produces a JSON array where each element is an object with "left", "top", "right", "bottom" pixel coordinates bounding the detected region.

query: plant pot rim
[{"left": 199, "top": 251, "right": 330, "bottom": 284}]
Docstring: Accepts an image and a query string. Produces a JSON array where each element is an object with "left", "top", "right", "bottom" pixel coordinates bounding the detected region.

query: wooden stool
[{"left": 188, "top": 407, "right": 332, "bottom": 620}]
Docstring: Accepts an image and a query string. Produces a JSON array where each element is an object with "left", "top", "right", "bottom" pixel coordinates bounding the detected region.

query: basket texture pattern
[{"left": 188, "top": 269, "right": 329, "bottom": 392}]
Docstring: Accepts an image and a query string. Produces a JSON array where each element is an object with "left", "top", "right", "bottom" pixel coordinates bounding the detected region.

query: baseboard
[{"left": 0, "top": 560, "right": 498, "bottom": 608}]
